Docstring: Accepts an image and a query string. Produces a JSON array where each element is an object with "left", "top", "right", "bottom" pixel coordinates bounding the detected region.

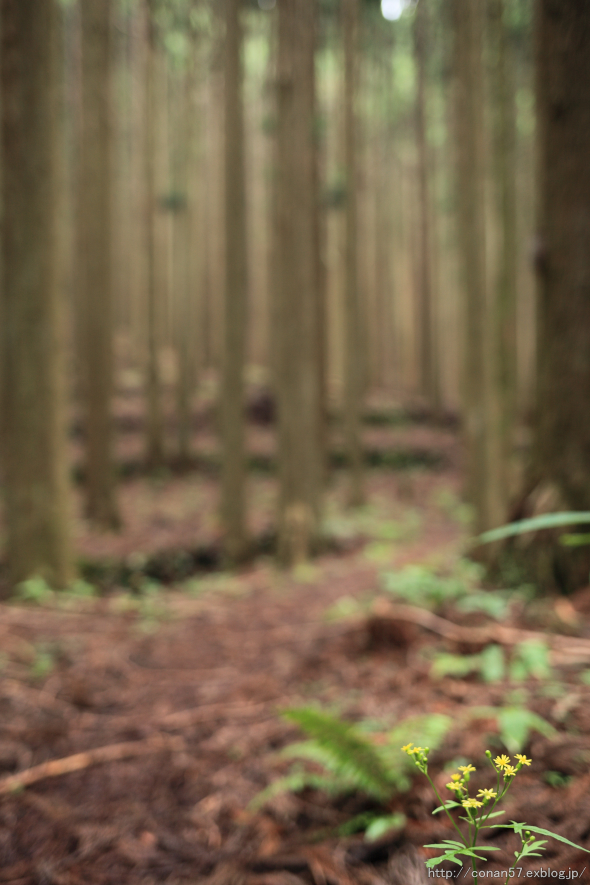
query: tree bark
[
  {"left": 343, "top": 0, "right": 365, "bottom": 508},
  {"left": 144, "top": 4, "right": 164, "bottom": 471},
  {"left": 275, "top": 0, "right": 321, "bottom": 566},
  {"left": 78, "top": 0, "right": 120, "bottom": 528},
  {"left": 173, "top": 57, "right": 199, "bottom": 467},
  {"left": 414, "top": 0, "right": 439, "bottom": 409},
  {"left": 488, "top": 0, "right": 518, "bottom": 519},
  {"left": 522, "top": 0, "right": 590, "bottom": 589},
  {"left": 452, "top": 0, "right": 489, "bottom": 534},
  {"left": 1, "top": 0, "right": 74, "bottom": 588},
  {"left": 221, "top": 0, "right": 248, "bottom": 563}
]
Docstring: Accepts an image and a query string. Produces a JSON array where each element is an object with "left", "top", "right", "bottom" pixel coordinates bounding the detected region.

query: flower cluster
[
  {"left": 401, "top": 744, "right": 532, "bottom": 820},
  {"left": 401, "top": 743, "right": 430, "bottom": 774},
  {"left": 489, "top": 751, "right": 531, "bottom": 779}
]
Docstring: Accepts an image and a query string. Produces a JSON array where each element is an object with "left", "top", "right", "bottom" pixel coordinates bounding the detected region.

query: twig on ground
[{"left": 0, "top": 733, "right": 183, "bottom": 795}]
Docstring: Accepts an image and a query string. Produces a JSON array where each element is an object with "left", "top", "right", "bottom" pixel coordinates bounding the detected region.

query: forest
[{"left": 1, "top": 0, "right": 590, "bottom": 882}]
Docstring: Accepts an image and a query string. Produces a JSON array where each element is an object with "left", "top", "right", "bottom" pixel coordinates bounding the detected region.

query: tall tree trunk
[
  {"left": 1, "top": 0, "right": 74, "bottom": 588},
  {"left": 173, "top": 60, "right": 198, "bottom": 467},
  {"left": 144, "top": 4, "right": 164, "bottom": 470},
  {"left": 343, "top": 0, "right": 364, "bottom": 508},
  {"left": 221, "top": 0, "right": 248, "bottom": 562},
  {"left": 79, "top": 0, "right": 120, "bottom": 528},
  {"left": 414, "top": 0, "right": 438, "bottom": 408},
  {"left": 523, "top": 0, "right": 590, "bottom": 589},
  {"left": 313, "top": 37, "right": 328, "bottom": 490},
  {"left": 488, "top": 0, "right": 518, "bottom": 513},
  {"left": 452, "top": 0, "right": 489, "bottom": 534},
  {"left": 275, "top": 0, "right": 320, "bottom": 566}
]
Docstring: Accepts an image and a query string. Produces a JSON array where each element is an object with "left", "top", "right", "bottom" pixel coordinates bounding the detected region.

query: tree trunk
[
  {"left": 144, "top": 5, "right": 164, "bottom": 471},
  {"left": 275, "top": 0, "right": 320, "bottom": 566},
  {"left": 414, "top": 0, "right": 439, "bottom": 408},
  {"left": 220, "top": 0, "right": 248, "bottom": 563},
  {"left": 343, "top": 0, "right": 365, "bottom": 508},
  {"left": 522, "top": 0, "right": 590, "bottom": 590},
  {"left": 488, "top": 0, "right": 518, "bottom": 518},
  {"left": 1, "top": 0, "right": 74, "bottom": 588},
  {"left": 452, "top": 0, "right": 489, "bottom": 534},
  {"left": 79, "top": 0, "right": 120, "bottom": 528},
  {"left": 173, "top": 59, "right": 198, "bottom": 467}
]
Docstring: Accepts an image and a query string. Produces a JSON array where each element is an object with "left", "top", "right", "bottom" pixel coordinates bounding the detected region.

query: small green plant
[
  {"left": 468, "top": 704, "right": 556, "bottom": 753},
  {"left": 135, "top": 579, "right": 169, "bottom": 631},
  {"left": 543, "top": 770, "right": 572, "bottom": 788},
  {"left": 14, "top": 576, "right": 54, "bottom": 606},
  {"left": 381, "top": 561, "right": 528, "bottom": 620},
  {"left": 253, "top": 707, "right": 451, "bottom": 840},
  {"left": 381, "top": 564, "right": 468, "bottom": 608},
  {"left": 401, "top": 745, "right": 589, "bottom": 875},
  {"left": 430, "top": 639, "right": 552, "bottom": 685},
  {"left": 29, "top": 645, "right": 56, "bottom": 681},
  {"left": 435, "top": 488, "right": 474, "bottom": 526},
  {"left": 67, "top": 579, "right": 98, "bottom": 599}
]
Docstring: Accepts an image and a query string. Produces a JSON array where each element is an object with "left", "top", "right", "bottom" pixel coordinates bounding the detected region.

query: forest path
[
  {"left": 0, "top": 461, "right": 470, "bottom": 884},
  {"left": 4, "top": 442, "right": 589, "bottom": 883}
]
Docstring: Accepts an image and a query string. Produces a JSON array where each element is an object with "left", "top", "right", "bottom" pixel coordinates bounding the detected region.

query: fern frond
[
  {"left": 282, "top": 707, "right": 395, "bottom": 801},
  {"left": 249, "top": 769, "right": 345, "bottom": 810}
]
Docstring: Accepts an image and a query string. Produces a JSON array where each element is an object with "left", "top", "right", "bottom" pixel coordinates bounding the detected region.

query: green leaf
[
  {"left": 425, "top": 846, "right": 492, "bottom": 868},
  {"left": 249, "top": 769, "right": 347, "bottom": 809},
  {"left": 509, "top": 822, "right": 590, "bottom": 853},
  {"left": 480, "top": 644, "right": 505, "bottom": 683},
  {"left": 476, "top": 512, "right": 590, "bottom": 546},
  {"left": 456, "top": 592, "right": 510, "bottom": 621},
  {"left": 477, "top": 810, "right": 506, "bottom": 823},
  {"left": 364, "top": 813, "right": 406, "bottom": 842},
  {"left": 430, "top": 652, "right": 480, "bottom": 679},
  {"left": 560, "top": 532, "right": 590, "bottom": 547},
  {"left": 514, "top": 639, "right": 552, "bottom": 681},
  {"left": 425, "top": 854, "right": 463, "bottom": 868},
  {"left": 432, "top": 801, "right": 461, "bottom": 814},
  {"left": 497, "top": 707, "right": 556, "bottom": 753}
]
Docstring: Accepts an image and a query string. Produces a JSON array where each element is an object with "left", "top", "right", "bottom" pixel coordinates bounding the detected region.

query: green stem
[{"left": 426, "top": 774, "right": 467, "bottom": 846}]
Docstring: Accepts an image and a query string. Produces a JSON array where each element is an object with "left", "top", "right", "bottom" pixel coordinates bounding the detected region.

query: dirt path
[{"left": 2, "top": 434, "right": 590, "bottom": 883}]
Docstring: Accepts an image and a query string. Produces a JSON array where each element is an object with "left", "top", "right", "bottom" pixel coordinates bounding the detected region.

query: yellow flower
[
  {"left": 515, "top": 754, "right": 532, "bottom": 766},
  {"left": 462, "top": 798, "right": 483, "bottom": 809},
  {"left": 446, "top": 782, "right": 463, "bottom": 792},
  {"left": 477, "top": 789, "right": 497, "bottom": 801},
  {"left": 503, "top": 765, "right": 517, "bottom": 777},
  {"left": 401, "top": 744, "right": 413, "bottom": 752},
  {"left": 451, "top": 774, "right": 462, "bottom": 781},
  {"left": 494, "top": 755, "right": 510, "bottom": 769},
  {"left": 409, "top": 746, "right": 424, "bottom": 755},
  {"left": 458, "top": 764, "right": 476, "bottom": 774}
]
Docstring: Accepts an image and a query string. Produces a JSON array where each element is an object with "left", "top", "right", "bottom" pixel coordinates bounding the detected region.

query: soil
[{"left": 1, "top": 410, "right": 590, "bottom": 885}]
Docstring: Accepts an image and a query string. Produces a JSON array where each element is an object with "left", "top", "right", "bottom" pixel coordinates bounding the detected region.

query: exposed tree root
[
  {"left": 0, "top": 733, "right": 183, "bottom": 795},
  {"left": 371, "top": 598, "right": 590, "bottom": 663}
]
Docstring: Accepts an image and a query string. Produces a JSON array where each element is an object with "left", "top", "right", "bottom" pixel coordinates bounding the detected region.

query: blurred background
[
  {"left": 2, "top": 0, "right": 554, "bottom": 592},
  {"left": 2, "top": 2, "right": 590, "bottom": 880}
]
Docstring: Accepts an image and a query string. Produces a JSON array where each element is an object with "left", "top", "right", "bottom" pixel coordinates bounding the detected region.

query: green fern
[
  {"left": 282, "top": 708, "right": 395, "bottom": 800},
  {"left": 250, "top": 766, "right": 345, "bottom": 810},
  {"left": 252, "top": 708, "right": 453, "bottom": 841}
]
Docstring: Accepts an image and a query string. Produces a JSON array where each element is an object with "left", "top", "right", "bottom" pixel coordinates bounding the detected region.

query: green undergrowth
[
  {"left": 253, "top": 707, "right": 453, "bottom": 838},
  {"left": 255, "top": 701, "right": 559, "bottom": 840},
  {"left": 429, "top": 638, "right": 552, "bottom": 683},
  {"left": 381, "top": 560, "right": 534, "bottom": 618}
]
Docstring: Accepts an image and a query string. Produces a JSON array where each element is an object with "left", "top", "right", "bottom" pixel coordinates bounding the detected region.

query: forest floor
[{"left": 2, "top": 410, "right": 590, "bottom": 884}]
